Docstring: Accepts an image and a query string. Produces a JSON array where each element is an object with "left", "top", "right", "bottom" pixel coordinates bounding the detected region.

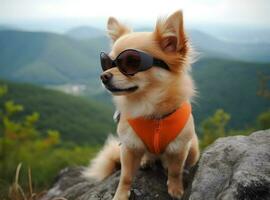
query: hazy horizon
[
  {"left": 1, "top": 0, "right": 270, "bottom": 45},
  {"left": 1, "top": 0, "right": 270, "bottom": 32}
]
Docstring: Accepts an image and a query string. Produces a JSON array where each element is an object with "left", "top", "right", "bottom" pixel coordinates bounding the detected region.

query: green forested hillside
[
  {"left": 0, "top": 80, "right": 114, "bottom": 144},
  {"left": 192, "top": 58, "right": 270, "bottom": 129},
  {"left": 0, "top": 30, "right": 108, "bottom": 85}
]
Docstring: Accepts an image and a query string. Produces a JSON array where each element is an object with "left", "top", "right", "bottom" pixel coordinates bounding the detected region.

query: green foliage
[
  {"left": 0, "top": 80, "right": 114, "bottom": 145},
  {"left": 0, "top": 85, "right": 7, "bottom": 97},
  {"left": 0, "top": 85, "right": 99, "bottom": 199},
  {"left": 257, "top": 109, "right": 270, "bottom": 130},
  {"left": 199, "top": 109, "right": 256, "bottom": 149},
  {"left": 192, "top": 58, "right": 270, "bottom": 129},
  {"left": 200, "top": 109, "right": 231, "bottom": 149}
]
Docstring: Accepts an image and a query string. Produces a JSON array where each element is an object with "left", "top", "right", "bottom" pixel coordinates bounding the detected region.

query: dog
[{"left": 84, "top": 10, "right": 200, "bottom": 200}]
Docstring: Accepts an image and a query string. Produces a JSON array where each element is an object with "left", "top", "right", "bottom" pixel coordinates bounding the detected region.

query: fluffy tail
[{"left": 83, "top": 135, "right": 121, "bottom": 181}]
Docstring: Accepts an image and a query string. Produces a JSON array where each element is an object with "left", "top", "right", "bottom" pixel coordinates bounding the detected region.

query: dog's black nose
[{"left": 100, "top": 72, "right": 113, "bottom": 84}]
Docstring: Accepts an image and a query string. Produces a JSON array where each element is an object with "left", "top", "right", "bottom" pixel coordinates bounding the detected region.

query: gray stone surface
[
  {"left": 41, "top": 130, "right": 270, "bottom": 200},
  {"left": 189, "top": 130, "right": 270, "bottom": 200},
  {"left": 40, "top": 163, "right": 196, "bottom": 200}
]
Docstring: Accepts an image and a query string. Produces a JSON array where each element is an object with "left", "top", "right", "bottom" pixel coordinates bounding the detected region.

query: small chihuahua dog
[{"left": 84, "top": 10, "right": 200, "bottom": 200}]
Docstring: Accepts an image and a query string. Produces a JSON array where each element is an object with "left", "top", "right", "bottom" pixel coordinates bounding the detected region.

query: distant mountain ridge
[
  {"left": 66, "top": 26, "right": 106, "bottom": 40},
  {"left": 0, "top": 25, "right": 17, "bottom": 30},
  {"left": 188, "top": 29, "right": 270, "bottom": 62},
  {"left": 0, "top": 30, "right": 109, "bottom": 85},
  {"left": 0, "top": 28, "right": 269, "bottom": 86},
  {"left": 64, "top": 26, "right": 270, "bottom": 62}
]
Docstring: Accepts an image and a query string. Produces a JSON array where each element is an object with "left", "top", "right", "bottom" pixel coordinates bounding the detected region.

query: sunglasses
[{"left": 100, "top": 49, "right": 170, "bottom": 76}]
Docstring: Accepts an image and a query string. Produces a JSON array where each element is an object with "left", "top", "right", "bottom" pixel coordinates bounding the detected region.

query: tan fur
[
  {"left": 107, "top": 17, "right": 132, "bottom": 42},
  {"left": 185, "top": 131, "right": 200, "bottom": 167},
  {"left": 84, "top": 10, "right": 200, "bottom": 200},
  {"left": 83, "top": 135, "right": 120, "bottom": 181}
]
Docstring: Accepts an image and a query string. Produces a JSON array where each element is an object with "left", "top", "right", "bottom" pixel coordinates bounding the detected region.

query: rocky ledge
[{"left": 41, "top": 130, "right": 270, "bottom": 200}]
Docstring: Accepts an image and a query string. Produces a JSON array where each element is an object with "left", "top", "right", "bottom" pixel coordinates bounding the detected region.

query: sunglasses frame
[{"left": 100, "top": 49, "right": 170, "bottom": 76}]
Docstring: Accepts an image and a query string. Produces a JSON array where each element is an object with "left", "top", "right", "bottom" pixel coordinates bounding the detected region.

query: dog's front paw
[
  {"left": 113, "top": 190, "right": 130, "bottom": 200},
  {"left": 167, "top": 181, "right": 184, "bottom": 199},
  {"left": 140, "top": 159, "right": 154, "bottom": 169},
  {"left": 140, "top": 154, "right": 155, "bottom": 169}
]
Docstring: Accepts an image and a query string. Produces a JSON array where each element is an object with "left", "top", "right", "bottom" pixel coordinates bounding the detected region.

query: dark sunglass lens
[
  {"left": 117, "top": 50, "right": 141, "bottom": 75},
  {"left": 100, "top": 53, "right": 112, "bottom": 71}
]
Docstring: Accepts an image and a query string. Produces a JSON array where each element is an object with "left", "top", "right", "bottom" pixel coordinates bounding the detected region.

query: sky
[{"left": 0, "top": 0, "right": 270, "bottom": 28}]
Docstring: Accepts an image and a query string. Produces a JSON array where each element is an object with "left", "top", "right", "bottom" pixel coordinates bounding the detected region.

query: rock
[
  {"left": 41, "top": 163, "right": 196, "bottom": 200},
  {"left": 41, "top": 130, "right": 270, "bottom": 200},
  {"left": 189, "top": 130, "right": 270, "bottom": 200}
]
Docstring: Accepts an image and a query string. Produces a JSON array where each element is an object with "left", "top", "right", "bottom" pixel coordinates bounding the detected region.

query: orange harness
[{"left": 128, "top": 102, "right": 191, "bottom": 154}]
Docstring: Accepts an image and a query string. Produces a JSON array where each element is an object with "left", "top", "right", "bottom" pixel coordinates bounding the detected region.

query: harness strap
[{"left": 128, "top": 102, "right": 191, "bottom": 154}]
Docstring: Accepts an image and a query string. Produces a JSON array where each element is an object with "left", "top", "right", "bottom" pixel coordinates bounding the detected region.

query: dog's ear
[
  {"left": 107, "top": 17, "right": 131, "bottom": 42},
  {"left": 154, "top": 10, "right": 187, "bottom": 53}
]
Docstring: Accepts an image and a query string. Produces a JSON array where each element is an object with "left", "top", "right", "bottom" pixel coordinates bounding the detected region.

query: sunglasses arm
[{"left": 153, "top": 59, "right": 170, "bottom": 71}]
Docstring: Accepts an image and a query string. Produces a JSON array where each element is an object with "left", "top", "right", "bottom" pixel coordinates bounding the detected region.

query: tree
[
  {"left": 256, "top": 72, "right": 270, "bottom": 130},
  {"left": 257, "top": 109, "right": 270, "bottom": 130},
  {"left": 0, "top": 85, "right": 60, "bottom": 198},
  {"left": 199, "top": 109, "right": 230, "bottom": 149},
  {"left": 257, "top": 72, "right": 270, "bottom": 100}
]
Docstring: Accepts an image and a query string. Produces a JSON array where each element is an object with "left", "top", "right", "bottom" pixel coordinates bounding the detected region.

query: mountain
[
  {"left": 0, "top": 80, "right": 114, "bottom": 145},
  {"left": 67, "top": 27, "right": 270, "bottom": 62},
  {"left": 0, "top": 25, "right": 17, "bottom": 31},
  {"left": 1, "top": 29, "right": 269, "bottom": 87},
  {"left": 0, "top": 30, "right": 109, "bottom": 86},
  {"left": 83, "top": 35, "right": 110, "bottom": 52},
  {"left": 188, "top": 30, "right": 270, "bottom": 62},
  {"left": 194, "top": 25, "right": 270, "bottom": 44},
  {"left": 136, "top": 27, "right": 270, "bottom": 62},
  {"left": 66, "top": 26, "right": 106, "bottom": 40}
]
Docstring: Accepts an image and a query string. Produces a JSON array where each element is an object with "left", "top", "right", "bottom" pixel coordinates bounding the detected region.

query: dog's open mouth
[{"left": 105, "top": 85, "right": 138, "bottom": 93}]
